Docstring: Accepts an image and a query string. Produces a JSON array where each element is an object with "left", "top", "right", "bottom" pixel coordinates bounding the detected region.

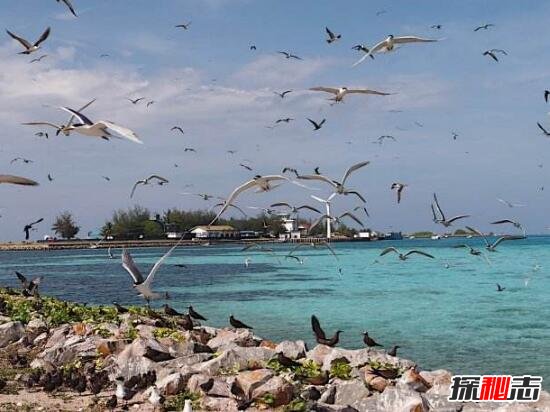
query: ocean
[{"left": 1, "top": 236, "right": 549, "bottom": 386}]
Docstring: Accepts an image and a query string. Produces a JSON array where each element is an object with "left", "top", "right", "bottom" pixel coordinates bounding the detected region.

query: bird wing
[
  {"left": 143, "top": 243, "right": 181, "bottom": 288},
  {"left": 344, "top": 190, "right": 367, "bottom": 203},
  {"left": 339, "top": 212, "right": 364, "bottom": 227},
  {"left": 59, "top": 107, "right": 94, "bottom": 125},
  {"left": 68, "top": 98, "right": 97, "bottom": 126},
  {"left": 34, "top": 27, "right": 51, "bottom": 47},
  {"left": 308, "top": 215, "right": 332, "bottom": 232},
  {"left": 121, "top": 249, "right": 145, "bottom": 284},
  {"left": 491, "top": 219, "right": 514, "bottom": 225},
  {"left": 446, "top": 215, "right": 470, "bottom": 224},
  {"left": 227, "top": 203, "right": 248, "bottom": 217},
  {"left": 307, "top": 118, "right": 320, "bottom": 128},
  {"left": 210, "top": 179, "right": 260, "bottom": 225},
  {"left": 299, "top": 174, "right": 337, "bottom": 188},
  {"left": 432, "top": 193, "right": 446, "bottom": 221},
  {"left": 491, "top": 235, "right": 525, "bottom": 248},
  {"left": 319, "top": 242, "right": 339, "bottom": 261},
  {"left": 465, "top": 226, "right": 489, "bottom": 246},
  {"left": 341, "top": 160, "right": 370, "bottom": 186},
  {"left": 6, "top": 30, "right": 32, "bottom": 49},
  {"left": 62, "top": 0, "right": 78, "bottom": 16},
  {"left": 393, "top": 36, "right": 438, "bottom": 44},
  {"left": 296, "top": 205, "right": 322, "bottom": 214},
  {"left": 270, "top": 202, "right": 292, "bottom": 209},
  {"left": 100, "top": 121, "right": 143, "bottom": 144},
  {"left": 352, "top": 39, "right": 387, "bottom": 66},
  {"left": 346, "top": 88, "right": 391, "bottom": 96},
  {"left": 21, "top": 122, "right": 62, "bottom": 130},
  {"left": 129, "top": 181, "right": 143, "bottom": 198},
  {"left": 380, "top": 247, "right": 399, "bottom": 256},
  {"left": 15, "top": 271, "right": 27, "bottom": 285},
  {"left": 405, "top": 250, "right": 435, "bottom": 258},
  {"left": 325, "top": 27, "right": 335, "bottom": 38},
  {"left": 537, "top": 122, "right": 549, "bottom": 135},
  {"left": 30, "top": 218, "right": 44, "bottom": 226},
  {"left": 484, "top": 51, "right": 498, "bottom": 62},
  {"left": 311, "top": 315, "right": 327, "bottom": 340},
  {"left": 147, "top": 175, "right": 169, "bottom": 184},
  {"left": 309, "top": 87, "right": 339, "bottom": 95},
  {"left": 0, "top": 175, "right": 38, "bottom": 186}
]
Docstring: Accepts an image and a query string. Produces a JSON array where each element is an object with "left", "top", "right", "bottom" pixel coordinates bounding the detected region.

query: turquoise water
[{"left": 1, "top": 237, "right": 549, "bottom": 387}]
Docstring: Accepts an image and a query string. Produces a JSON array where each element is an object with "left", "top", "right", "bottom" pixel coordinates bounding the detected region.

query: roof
[{"left": 191, "top": 225, "right": 237, "bottom": 232}]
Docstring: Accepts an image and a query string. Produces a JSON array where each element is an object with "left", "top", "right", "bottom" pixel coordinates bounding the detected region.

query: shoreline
[{"left": 0, "top": 289, "right": 548, "bottom": 411}]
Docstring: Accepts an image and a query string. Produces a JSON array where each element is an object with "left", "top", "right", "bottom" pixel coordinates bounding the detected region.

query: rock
[
  {"left": 33, "top": 332, "right": 48, "bottom": 346},
  {"left": 307, "top": 345, "right": 414, "bottom": 371},
  {"left": 115, "top": 338, "right": 162, "bottom": 380},
  {"left": 27, "top": 318, "right": 47, "bottom": 332},
  {"left": 301, "top": 386, "right": 321, "bottom": 401},
  {"left": 194, "top": 346, "right": 275, "bottom": 376},
  {"left": 420, "top": 369, "right": 452, "bottom": 388},
  {"left": 333, "top": 379, "right": 371, "bottom": 410},
  {"left": 96, "top": 339, "right": 128, "bottom": 357},
  {"left": 275, "top": 340, "right": 307, "bottom": 359},
  {"left": 235, "top": 369, "right": 274, "bottom": 398},
  {"left": 0, "top": 321, "right": 25, "bottom": 347},
  {"left": 44, "top": 325, "right": 70, "bottom": 349},
  {"left": 156, "top": 372, "right": 185, "bottom": 396},
  {"left": 207, "top": 328, "right": 257, "bottom": 351},
  {"left": 398, "top": 368, "right": 431, "bottom": 393},
  {"left": 369, "top": 376, "right": 389, "bottom": 393},
  {"left": 319, "top": 385, "right": 336, "bottom": 404},
  {"left": 259, "top": 339, "right": 277, "bottom": 349},
  {"left": 313, "top": 403, "right": 360, "bottom": 412},
  {"left": 201, "top": 396, "right": 239, "bottom": 411},
  {"left": 377, "top": 386, "right": 429, "bottom": 412},
  {"left": 251, "top": 375, "right": 294, "bottom": 407}
]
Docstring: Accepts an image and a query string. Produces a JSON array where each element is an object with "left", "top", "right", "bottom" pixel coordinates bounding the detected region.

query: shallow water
[{"left": 1, "top": 236, "right": 549, "bottom": 387}]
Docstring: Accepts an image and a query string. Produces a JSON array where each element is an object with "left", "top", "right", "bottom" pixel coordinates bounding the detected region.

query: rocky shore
[{"left": 0, "top": 289, "right": 548, "bottom": 411}]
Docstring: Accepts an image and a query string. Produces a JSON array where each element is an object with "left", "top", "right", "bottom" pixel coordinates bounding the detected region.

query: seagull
[
  {"left": 15, "top": 271, "right": 43, "bottom": 296},
  {"left": 325, "top": 27, "right": 341, "bottom": 44},
  {"left": 130, "top": 175, "right": 169, "bottom": 198},
  {"left": 314, "top": 167, "right": 321, "bottom": 175},
  {"left": 22, "top": 98, "right": 97, "bottom": 136},
  {"left": 274, "top": 90, "right": 293, "bottom": 98},
  {"left": 278, "top": 51, "right": 302, "bottom": 60},
  {"left": 184, "top": 147, "right": 196, "bottom": 152},
  {"left": 545, "top": 90, "right": 550, "bottom": 103},
  {"left": 431, "top": 193, "right": 470, "bottom": 227},
  {"left": 102, "top": 176, "right": 111, "bottom": 182},
  {"left": 29, "top": 54, "right": 47, "bottom": 63},
  {"left": 537, "top": 122, "right": 550, "bottom": 136},
  {"left": 23, "top": 218, "right": 44, "bottom": 240},
  {"left": 431, "top": 24, "right": 442, "bottom": 29},
  {"left": 35, "top": 132, "right": 49, "bottom": 139},
  {"left": 288, "top": 241, "right": 339, "bottom": 261},
  {"left": 147, "top": 101, "right": 155, "bottom": 107},
  {"left": 298, "top": 160, "right": 370, "bottom": 202},
  {"left": 465, "top": 226, "right": 525, "bottom": 252},
  {"left": 182, "top": 192, "right": 222, "bottom": 201},
  {"left": 496, "top": 283, "right": 506, "bottom": 292},
  {"left": 454, "top": 244, "right": 485, "bottom": 258},
  {"left": 121, "top": 244, "right": 179, "bottom": 304},
  {"left": 175, "top": 22, "right": 192, "bottom": 30},
  {"left": 353, "top": 205, "right": 370, "bottom": 218},
  {"left": 311, "top": 315, "right": 341, "bottom": 347},
  {"left": 497, "top": 198, "right": 525, "bottom": 208},
  {"left": 391, "top": 182, "right": 406, "bottom": 203},
  {"left": 57, "top": 0, "right": 77, "bottom": 17},
  {"left": 275, "top": 118, "right": 294, "bottom": 124},
  {"left": 483, "top": 49, "right": 507, "bottom": 62},
  {"left": 171, "top": 126, "right": 184, "bottom": 134},
  {"left": 307, "top": 118, "right": 326, "bottom": 131},
  {"left": 374, "top": 135, "right": 397, "bottom": 144},
  {"left": 380, "top": 247, "right": 434, "bottom": 260},
  {"left": 285, "top": 255, "right": 304, "bottom": 265},
  {"left": 309, "top": 86, "right": 390, "bottom": 102},
  {"left": 58, "top": 106, "right": 143, "bottom": 144},
  {"left": 282, "top": 167, "right": 299, "bottom": 176},
  {"left": 209, "top": 201, "right": 248, "bottom": 218},
  {"left": 0, "top": 175, "right": 38, "bottom": 186},
  {"left": 239, "top": 163, "right": 253, "bottom": 171},
  {"left": 250, "top": 45, "right": 257, "bottom": 50},
  {"left": 6, "top": 27, "right": 51, "bottom": 55},
  {"left": 491, "top": 219, "right": 525, "bottom": 234},
  {"left": 353, "top": 35, "right": 439, "bottom": 66},
  {"left": 474, "top": 24, "right": 494, "bottom": 31},
  {"left": 209, "top": 175, "right": 293, "bottom": 224},
  {"left": 308, "top": 211, "right": 364, "bottom": 232},
  {"left": 47, "top": 174, "right": 54, "bottom": 182},
  {"left": 148, "top": 385, "right": 164, "bottom": 410},
  {"left": 127, "top": 97, "right": 144, "bottom": 105},
  {"left": 10, "top": 157, "right": 33, "bottom": 164},
  {"left": 270, "top": 202, "right": 321, "bottom": 215},
  {"left": 244, "top": 257, "right": 251, "bottom": 268},
  {"left": 452, "top": 132, "right": 459, "bottom": 140}
]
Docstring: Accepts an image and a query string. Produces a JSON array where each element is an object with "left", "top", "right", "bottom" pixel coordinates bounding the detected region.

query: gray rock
[
  {"left": 251, "top": 375, "right": 294, "bottom": 407},
  {"left": 156, "top": 372, "right": 185, "bottom": 396},
  {"left": 333, "top": 379, "right": 371, "bottom": 410},
  {"left": 275, "top": 340, "right": 307, "bottom": 359},
  {"left": 235, "top": 368, "right": 274, "bottom": 398},
  {"left": 377, "top": 386, "right": 429, "bottom": 412},
  {"left": 307, "top": 345, "right": 414, "bottom": 371},
  {"left": 201, "top": 396, "right": 239, "bottom": 411},
  {"left": 0, "top": 321, "right": 25, "bottom": 347},
  {"left": 194, "top": 346, "right": 275, "bottom": 375},
  {"left": 319, "top": 385, "right": 336, "bottom": 404},
  {"left": 207, "top": 328, "right": 257, "bottom": 351}
]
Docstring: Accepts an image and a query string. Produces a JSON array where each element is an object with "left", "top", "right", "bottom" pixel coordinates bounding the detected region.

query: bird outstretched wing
[
  {"left": 121, "top": 249, "right": 145, "bottom": 285},
  {"left": 311, "top": 315, "right": 327, "bottom": 340}
]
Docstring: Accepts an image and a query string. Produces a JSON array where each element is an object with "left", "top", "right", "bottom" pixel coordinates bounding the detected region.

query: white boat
[{"left": 431, "top": 234, "right": 441, "bottom": 240}]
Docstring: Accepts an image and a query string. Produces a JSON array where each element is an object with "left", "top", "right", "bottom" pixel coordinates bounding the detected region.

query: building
[{"left": 190, "top": 225, "right": 239, "bottom": 239}]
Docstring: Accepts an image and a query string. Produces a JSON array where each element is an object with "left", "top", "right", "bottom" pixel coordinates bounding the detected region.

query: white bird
[
  {"left": 244, "top": 257, "right": 251, "bottom": 268},
  {"left": 6, "top": 27, "right": 51, "bottom": 55},
  {"left": 108, "top": 247, "right": 114, "bottom": 259},
  {"left": 130, "top": 175, "right": 169, "bottom": 198},
  {"left": 497, "top": 198, "right": 525, "bottom": 208},
  {"left": 353, "top": 35, "right": 439, "bottom": 66},
  {"left": 309, "top": 86, "right": 390, "bottom": 102},
  {"left": 58, "top": 107, "right": 143, "bottom": 144},
  {"left": 148, "top": 385, "right": 164, "bottom": 410},
  {"left": 210, "top": 175, "right": 296, "bottom": 225},
  {"left": 121, "top": 244, "right": 179, "bottom": 304},
  {"left": 183, "top": 399, "right": 193, "bottom": 412},
  {"left": 308, "top": 211, "right": 365, "bottom": 232}
]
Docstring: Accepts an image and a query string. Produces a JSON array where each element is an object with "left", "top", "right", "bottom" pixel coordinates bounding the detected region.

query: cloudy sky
[{"left": 0, "top": 0, "right": 549, "bottom": 240}]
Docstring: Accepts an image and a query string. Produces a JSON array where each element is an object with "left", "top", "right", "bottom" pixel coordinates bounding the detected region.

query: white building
[{"left": 191, "top": 225, "right": 239, "bottom": 239}]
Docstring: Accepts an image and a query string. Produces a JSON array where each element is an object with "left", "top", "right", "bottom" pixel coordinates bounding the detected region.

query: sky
[{"left": 0, "top": 0, "right": 549, "bottom": 240}]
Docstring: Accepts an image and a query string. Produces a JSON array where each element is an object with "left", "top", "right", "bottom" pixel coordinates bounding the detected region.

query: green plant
[
  {"left": 164, "top": 391, "right": 201, "bottom": 411},
  {"left": 153, "top": 327, "right": 186, "bottom": 342},
  {"left": 124, "top": 325, "right": 138, "bottom": 341},
  {"left": 330, "top": 359, "right": 352, "bottom": 380},
  {"left": 258, "top": 393, "right": 275, "bottom": 406},
  {"left": 284, "top": 398, "right": 308, "bottom": 412},
  {"left": 295, "top": 359, "right": 322, "bottom": 378}
]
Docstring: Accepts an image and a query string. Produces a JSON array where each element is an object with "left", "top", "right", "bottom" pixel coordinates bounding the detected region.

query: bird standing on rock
[
  {"left": 229, "top": 314, "right": 253, "bottom": 329},
  {"left": 387, "top": 345, "right": 400, "bottom": 356},
  {"left": 188, "top": 305, "right": 207, "bottom": 321},
  {"left": 362, "top": 331, "right": 383, "bottom": 347},
  {"left": 163, "top": 303, "right": 183, "bottom": 316}
]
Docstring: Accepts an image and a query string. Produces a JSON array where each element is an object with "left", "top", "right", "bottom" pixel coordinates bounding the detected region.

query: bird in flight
[
  {"left": 497, "top": 198, "right": 525, "bottom": 208},
  {"left": 35, "top": 132, "right": 48, "bottom": 139},
  {"left": 147, "top": 101, "right": 155, "bottom": 107},
  {"left": 431, "top": 193, "right": 470, "bottom": 227},
  {"left": 23, "top": 218, "right": 44, "bottom": 240},
  {"left": 15, "top": 271, "right": 43, "bottom": 296},
  {"left": 380, "top": 247, "right": 434, "bottom": 260},
  {"left": 57, "top": 0, "right": 78, "bottom": 17},
  {"left": 391, "top": 182, "right": 407, "bottom": 203},
  {"left": 496, "top": 283, "right": 506, "bottom": 292},
  {"left": 47, "top": 174, "right": 54, "bottom": 182},
  {"left": 545, "top": 90, "right": 550, "bottom": 103},
  {"left": 102, "top": 176, "right": 111, "bottom": 182},
  {"left": 311, "top": 315, "right": 341, "bottom": 347},
  {"left": 474, "top": 24, "right": 495, "bottom": 31},
  {"left": 29, "top": 54, "right": 48, "bottom": 63},
  {"left": 0, "top": 175, "right": 38, "bottom": 186},
  {"left": 325, "top": 27, "right": 341, "bottom": 44},
  {"left": 6, "top": 27, "right": 51, "bottom": 55},
  {"left": 171, "top": 126, "right": 184, "bottom": 134},
  {"left": 309, "top": 86, "right": 390, "bottom": 103},
  {"left": 274, "top": 90, "right": 293, "bottom": 98},
  {"left": 130, "top": 175, "right": 169, "bottom": 198},
  {"left": 537, "top": 122, "right": 550, "bottom": 136},
  {"left": 184, "top": 147, "right": 196, "bottom": 152},
  {"left": 308, "top": 211, "right": 365, "bottom": 232},
  {"left": 465, "top": 226, "right": 525, "bottom": 252},
  {"left": 127, "top": 97, "right": 144, "bottom": 105},
  {"left": 239, "top": 163, "right": 253, "bottom": 171},
  {"left": 352, "top": 44, "right": 375, "bottom": 60},
  {"left": 278, "top": 51, "right": 302, "bottom": 60},
  {"left": 307, "top": 118, "right": 326, "bottom": 131},
  {"left": 275, "top": 118, "right": 294, "bottom": 124},
  {"left": 431, "top": 24, "right": 442, "bottom": 29},
  {"left": 175, "top": 22, "right": 191, "bottom": 30},
  {"left": 491, "top": 219, "right": 525, "bottom": 235},
  {"left": 353, "top": 34, "right": 439, "bottom": 66},
  {"left": 483, "top": 49, "right": 507, "bottom": 62},
  {"left": 10, "top": 157, "right": 33, "bottom": 164}
]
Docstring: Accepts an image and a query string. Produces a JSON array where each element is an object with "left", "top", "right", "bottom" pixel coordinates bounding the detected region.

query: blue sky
[{"left": 0, "top": 0, "right": 549, "bottom": 240}]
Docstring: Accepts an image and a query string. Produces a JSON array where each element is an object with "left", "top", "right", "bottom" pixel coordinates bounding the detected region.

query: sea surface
[{"left": 1, "top": 236, "right": 549, "bottom": 387}]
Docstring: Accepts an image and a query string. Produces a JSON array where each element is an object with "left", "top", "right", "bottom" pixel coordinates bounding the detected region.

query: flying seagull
[
  {"left": 309, "top": 86, "right": 390, "bottom": 102},
  {"left": 29, "top": 54, "right": 48, "bottom": 63},
  {"left": 298, "top": 160, "right": 370, "bottom": 202},
  {"left": 270, "top": 202, "right": 322, "bottom": 215},
  {"left": 497, "top": 198, "right": 525, "bottom": 208},
  {"left": 121, "top": 245, "right": 180, "bottom": 304},
  {"left": 474, "top": 24, "right": 494, "bottom": 31},
  {"left": 537, "top": 122, "right": 550, "bottom": 136},
  {"left": 453, "top": 244, "right": 483, "bottom": 256},
  {"left": 431, "top": 24, "right": 442, "bottom": 29},
  {"left": 391, "top": 182, "right": 406, "bottom": 203},
  {"left": 491, "top": 219, "right": 525, "bottom": 234},
  {"left": 353, "top": 205, "right": 370, "bottom": 218},
  {"left": 432, "top": 193, "right": 470, "bottom": 227},
  {"left": 496, "top": 283, "right": 506, "bottom": 292},
  {"left": 325, "top": 27, "right": 341, "bottom": 44},
  {"left": 352, "top": 44, "right": 375, "bottom": 60},
  {"left": 127, "top": 97, "right": 144, "bottom": 105},
  {"left": 23, "top": 218, "right": 44, "bottom": 240},
  {"left": 274, "top": 90, "right": 293, "bottom": 98},
  {"left": 380, "top": 247, "right": 434, "bottom": 260},
  {"left": 171, "top": 126, "right": 184, "bottom": 134},
  {"left": 130, "top": 175, "right": 169, "bottom": 198},
  {"left": 58, "top": 107, "right": 143, "bottom": 144},
  {"left": 307, "top": 118, "right": 326, "bottom": 131},
  {"left": 0, "top": 175, "right": 38, "bottom": 186},
  {"left": 57, "top": 0, "right": 77, "bottom": 17},
  {"left": 483, "top": 49, "right": 507, "bottom": 62},
  {"left": 275, "top": 118, "right": 294, "bottom": 124},
  {"left": 175, "top": 22, "right": 191, "bottom": 30},
  {"left": 239, "top": 163, "right": 253, "bottom": 171},
  {"left": 308, "top": 211, "right": 365, "bottom": 232},
  {"left": 353, "top": 35, "right": 439, "bottom": 66},
  {"left": 15, "top": 271, "right": 43, "bottom": 296},
  {"left": 6, "top": 27, "right": 51, "bottom": 55},
  {"left": 10, "top": 157, "right": 33, "bottom": 164},
  {"left": 465, "top": 226, "right": 525, "bottom": 252},
  {"left": 278, "top": 51, "right": 302, "bottom": 60},
  {"left": 545, "top": 90, "right": 550, "bottom": 103}
]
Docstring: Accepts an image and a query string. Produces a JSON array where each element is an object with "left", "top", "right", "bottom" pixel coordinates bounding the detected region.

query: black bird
[
  {"left": 175, "top": 22, "right": 192, "bottom": 30},
  {"left": 275, "top": 117, "right": 294, "bottom": 124},
  {"left": 35, "top": 132, "right": 49, "bottom": 139},
  {"left": 15, "top": 271, "right": 42, "bottom": 295},
  {"left": 188, "top": 305, "right": 207, "bottom": 321},
  {"left": 311, "top": 315, "right": 342, "bottom": 347},
  {"left": 454, "top": 244, "right": 483, "bottom": 256},
  {"left": 47, "top": 174, "right": 53, "bottom": 182},
  {"left": 474, "top": 23, "right": 494, "bottom": 31},
  {"left": 239, "top": 163, "right": 253, "bottom": 171},
  {"left": 387, "top": 345, "right": 400, "bottom": 356},
  {"left": 250, "top": 45, "right": 257, "bottom": 50},
  {"left": 314, "top": 167, "right": 321, "bottom": 175},
  {"left": 127, "top": 97, "right": 144, "bottom": 104},
  {"left": 282, "top": 167, "right": 299, "bottom": 176},
  {"left": 307, "top": 118, "right": 326, "bottom": 131},
  {"left": 431, "top": 24, "right": 442, "bottom": 29},
  {"left": 113, "top": 302, "right": 129, "bottom": 314},
  {"left": 325, "top": 27, "right": 341, "bottom": 43},
  {"left": 278, "top": 51, "right": 302, "bottom": 60},
  {"left": 352, "top": 44, "right": 375, "bottom": 60},
  {"left": 363, "top": 331, "right": 383, "bottom": 347},
  {"left": 496, "top": 283, "right": 506, "bottom": 292},
  {"left": 57, "top": 0, "right": 77, "bottom": 17},
  {"left": 163, "top": 303, "right": 183, "bottom": 316},
  {"left": 274, "top": 90, "right": 292, "bottom": 98},
  {"left": 276, "top": 352, "right": 301, "bottom": 368},
  {"left": 171, "top": 126, "right": 184, "bottom": 134},
  {"left": 180, "top": 313, "right": 194, "bottom": 331},
  {"left": 545, "top": 90, "right": 550, "bottom": 103},
  {"left": 174, "top": 264, "right": 187, "bottom": 268},
  {"left": 537, "top": 122, "right": 550, "bottom": 136},
  {"left": 23, "top": 218, "right": 44, "bottom": 240},
  {"left": 483, "top": 49, "right": 507, "bottom": 62},
  {"left": 229, "top": 314, "right": 253, "bottom": 329}
]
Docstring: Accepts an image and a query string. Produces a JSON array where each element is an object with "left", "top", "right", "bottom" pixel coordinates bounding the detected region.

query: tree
[
  {"left": 101, "top": 205, "right": 152, "bottom": 239},
  {"left": 52, "top": 212, "right": 80, "bottom": 239}
]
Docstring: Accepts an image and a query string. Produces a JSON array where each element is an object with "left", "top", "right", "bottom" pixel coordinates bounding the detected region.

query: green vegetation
[
  {"left": 164, "top": 391, "right": 201, "bottom": 411},
  {"left": 410, "top": 231, "right": 434, "bottom": 238},
  {"left": 51, "top": 211, "right": 80, "bottom": 239},
  {"left": 258, "top": 393, "right": 276, "bottom": 406},
  {"left": 123, "top": 325, "right": 138, "bottom": 341},
  {"left": 295, "top": 359, "right": 323, "bottom": 378},
  {"left": 284, "top": 398, "right": 308, "bottom": 412},
  {"left": 329, "top": 358, "right": 352, "bottom": 380},
  {"left": 153, "top": 327, "right": 186, "bottom": 342}
]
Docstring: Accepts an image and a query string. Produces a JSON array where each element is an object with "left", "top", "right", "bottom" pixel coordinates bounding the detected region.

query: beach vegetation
[
  {"left": 164, "top": 390, "right": 201, "bottom": 411},
  {"left": 295, "top": 359, "right": 323, "bottom": 378},
  {"left": 51, "top": 211, "right": 80, "bottom": 239},
  {"left": 329, "top": 358, "right": 352, "bottom": 380},
  {"left": 284, "top": 398, "right": 308, "bottom": 412},
  {"left": 153, "top": 327, "right": 186, "bottom": 342}
]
